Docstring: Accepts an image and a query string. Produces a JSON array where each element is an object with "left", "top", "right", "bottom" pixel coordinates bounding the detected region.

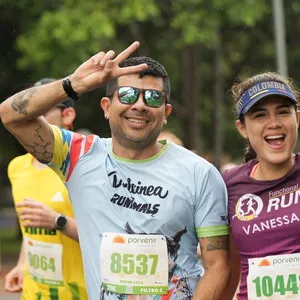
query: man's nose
[{"left": 131, "top": 93, "right": 147, "bottom": 110}]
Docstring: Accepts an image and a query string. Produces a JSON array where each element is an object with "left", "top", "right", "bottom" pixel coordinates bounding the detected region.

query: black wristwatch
[{"left": 54, "top": 214, "right": 68, "bottom": 231}]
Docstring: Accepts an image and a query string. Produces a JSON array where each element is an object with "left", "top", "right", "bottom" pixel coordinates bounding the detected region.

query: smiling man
[{"left": 0, "top": 42, "right": 229, "bottom": 300}]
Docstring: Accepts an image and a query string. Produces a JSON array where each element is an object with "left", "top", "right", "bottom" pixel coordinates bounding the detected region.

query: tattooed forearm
[
  {"left": 24, "top": 141, "right": 53, "bottom": 162},
  {"left": 21, "top": 126, "right": 54, "bottom": 163},
  {"left": 24, "top": 127, "right": 53, "bottom": 161},
  {"left": 202, "top": 236, "right": 229, "bottom": 252},
  {"left": 11, "top": 87, "right": 38, "bottom": 116},
  {"left": 34, "top": 125, "right": 45, "bottom": 143}
]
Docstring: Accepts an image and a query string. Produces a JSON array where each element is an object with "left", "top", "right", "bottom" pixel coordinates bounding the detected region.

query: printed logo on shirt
[
  {"left": 233, "top": 186, "right": 300, "bottom": 235},
  {"left": 112, "top": 235, "right": 126, "bottom": 244},
  {"left": 51, "top": 192, "right": 64, "bottom": 202},
  {"left": 250, "top": 255, "right": 300, "bottom": 268},
  {"left": 28, "top": 240, "right": 34, "bottom": 246},
  {"left": 267, "top": 184, "right": 300, "bottom": 212},
  {"left": 232, "top": 193, "right": 263, "bottom": 221},
  {"left": 107, "top": 171, "right": 170, "bottom": 216},
  {"left": 258, "top": 259, "right": 271, "bottom": 267},
  {"left": 25, "top": 227, "right": 56, "bottom": 236},
  {"left": 248, "top": 258, "right": 271, "bottom": 268},
  {"left": 111, "top": 234, "right": 159, "bottom": 245},
  {"left": 108, "top": 171, "right": 169, "bottom": 199}
]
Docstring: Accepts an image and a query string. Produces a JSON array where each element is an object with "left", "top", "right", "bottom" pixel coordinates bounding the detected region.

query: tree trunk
[
  {"left": 182, "top": 44, "right": 201, "bottom": 153},
  {"left": 213, "top": 26, "right": 224, "bottom": 170}
]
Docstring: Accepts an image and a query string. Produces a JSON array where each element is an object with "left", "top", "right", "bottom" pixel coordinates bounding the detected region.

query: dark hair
[
  {"left": 106, "top": 56, "right": 170, "bottom": 101},
  {"left": 243, "top": 144, "right": 257, "bottom": 163},
  {"left": 232, "top": 72, "right": 300, "bottom": 162}
]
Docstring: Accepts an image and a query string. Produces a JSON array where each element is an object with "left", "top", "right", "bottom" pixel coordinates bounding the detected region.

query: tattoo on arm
[
  {"left": 24, "top": 141, "right": 52, "bottom": 162},
  {"left": 34, "top": 125, "right": 45, "bottom": 143},
  {"left": 11, "top": 87, "right": 38, "bottom": 116},
  {"left": 202, "top": 236, "right": 229, "bottom": 252},
  {"left": 23, "top": 125, "right": 54, "bottom": 163}
]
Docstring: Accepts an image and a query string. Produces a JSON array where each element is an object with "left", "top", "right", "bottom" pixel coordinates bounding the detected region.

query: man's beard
[{"left": 111, "top": 125, "right": 162, "bottom": 151}]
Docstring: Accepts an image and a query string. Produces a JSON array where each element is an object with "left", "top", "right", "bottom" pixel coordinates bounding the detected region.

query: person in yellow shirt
[{"left": 4, "top": 78, "right": 87, "bottom": 300}]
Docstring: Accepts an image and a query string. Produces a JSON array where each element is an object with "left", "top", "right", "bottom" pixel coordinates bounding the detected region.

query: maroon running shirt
[{"left": 223, "top": 154, "right": 300, "bottom": 299}]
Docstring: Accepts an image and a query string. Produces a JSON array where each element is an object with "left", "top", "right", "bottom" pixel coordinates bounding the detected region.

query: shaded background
[{"left": 0, "top": 0, "right": 300, "bottom": 297}]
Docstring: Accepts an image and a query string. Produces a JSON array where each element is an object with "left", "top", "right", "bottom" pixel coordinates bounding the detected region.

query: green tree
[{"left": 3, "top": 0, "right": 300, "bottom": 169}]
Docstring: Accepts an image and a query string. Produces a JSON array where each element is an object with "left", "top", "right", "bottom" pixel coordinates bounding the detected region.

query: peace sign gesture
[{"left": 70, "top": 41, "right": 148, "bottom": 94}]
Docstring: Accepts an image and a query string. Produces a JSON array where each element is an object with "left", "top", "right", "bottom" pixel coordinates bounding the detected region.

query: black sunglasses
[{"left": 110, "top": 86, "right": 166, "bottom": 108}]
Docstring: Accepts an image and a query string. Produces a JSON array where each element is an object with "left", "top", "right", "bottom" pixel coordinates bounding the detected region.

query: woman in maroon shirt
[{"left": 223, "top": 72, "right": 300, "bottom": 300}]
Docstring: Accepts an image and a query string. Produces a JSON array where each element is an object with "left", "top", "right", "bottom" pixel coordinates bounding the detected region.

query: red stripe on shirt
[
  {"left": 84, "top": 134, "right": 94, "bottom": 154},
  {"left": 66, "top": 133, "right": 85, "bottom": 181}
]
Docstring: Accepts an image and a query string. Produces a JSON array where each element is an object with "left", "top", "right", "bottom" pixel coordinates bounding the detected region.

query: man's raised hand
[{"left": 70, "top": 41, "right": 148, "bottom": 94}]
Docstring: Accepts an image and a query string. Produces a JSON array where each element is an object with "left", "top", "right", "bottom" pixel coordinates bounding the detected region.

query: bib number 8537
[{"left": 111, "top": 253, "right": 158, "bottom": 275}]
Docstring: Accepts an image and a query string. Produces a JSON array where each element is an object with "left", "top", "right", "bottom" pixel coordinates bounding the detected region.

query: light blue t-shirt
[{"left": 50, "top": 126, "right": 229, "bottom": 300}]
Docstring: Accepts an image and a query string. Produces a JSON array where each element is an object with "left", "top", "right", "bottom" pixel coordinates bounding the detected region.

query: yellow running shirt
[{"left": 8, "top": 153, "right": 87, "bottom": 300}]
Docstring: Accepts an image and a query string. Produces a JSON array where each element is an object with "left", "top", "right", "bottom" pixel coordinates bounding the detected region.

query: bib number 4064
[
  {"left": 111, "top": 253, "right": 158, "bottom": 275},
  {"left": 28, "top": 252, "right": 56, "bottom": 272},
  {"left": 252, "top": 274, "right": 299, "bottom": 297}
]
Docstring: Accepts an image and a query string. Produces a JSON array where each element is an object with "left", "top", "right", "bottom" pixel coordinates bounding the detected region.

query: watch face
[{"left": 56, "top": 215, "right": 67, "bottom": 230}]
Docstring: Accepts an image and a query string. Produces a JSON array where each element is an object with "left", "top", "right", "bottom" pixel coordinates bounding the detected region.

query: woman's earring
[
  {"left": 164, "top": 119, "right": 167, "bottom": 125},
  {"left": 104, "top": 113, "right": 109, "bottom": 119}
]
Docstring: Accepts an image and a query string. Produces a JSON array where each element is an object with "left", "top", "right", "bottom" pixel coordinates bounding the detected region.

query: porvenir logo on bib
[{"left": 233, "top": 193, "right": 263, "bottom": 221}]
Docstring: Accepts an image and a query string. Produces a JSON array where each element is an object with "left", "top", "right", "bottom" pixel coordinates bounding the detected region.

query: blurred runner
[{"left": 4, "top": 78, "right": 87, "bottom": 300}]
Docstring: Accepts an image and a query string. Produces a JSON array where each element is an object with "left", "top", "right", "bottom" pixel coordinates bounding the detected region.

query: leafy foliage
[{"left": 1, "top": 0, "right": 300, "bottom": 171}]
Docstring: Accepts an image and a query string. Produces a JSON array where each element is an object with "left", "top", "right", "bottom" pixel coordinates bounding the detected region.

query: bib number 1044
[
  {"left": 252, "top": 274, "right": 299, "bottom": 297},
  {"left": 111, "top": 253, "right": 158, "bottom": 275}
]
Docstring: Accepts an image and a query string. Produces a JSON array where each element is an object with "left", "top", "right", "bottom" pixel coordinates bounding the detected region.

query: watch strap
[{"left": 62, "top": 76, "right": 79, "bottom": 101}]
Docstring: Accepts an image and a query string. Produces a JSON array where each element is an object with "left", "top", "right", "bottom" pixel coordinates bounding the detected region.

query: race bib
[
  {"left": 247, "top": 253, "right": 300, "bottom": 299},
  {"left": 24, "top": 237, "right": 63, "bottom": 285},
  {"left": 100, "top": 233, "right": 168, "bottom": 295}
]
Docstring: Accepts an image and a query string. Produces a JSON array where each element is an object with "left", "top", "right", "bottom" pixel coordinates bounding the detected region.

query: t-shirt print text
[{"left": 108, "top": 171, "right": 169, "bottom": 216}]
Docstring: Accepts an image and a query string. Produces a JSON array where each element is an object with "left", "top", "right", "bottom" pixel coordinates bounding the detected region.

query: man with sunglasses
[
  {"left": 1, "top": 42, "right": 230, "bottom": 299},
  {"left": 4, "top": 78, "right": 87, "bottom": 299}
]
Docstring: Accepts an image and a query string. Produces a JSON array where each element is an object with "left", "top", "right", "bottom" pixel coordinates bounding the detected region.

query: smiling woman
[
  {"left": 234, "top": 73, "right": 299, "bottom": 171},
  {"left": 222, "top": 72, "right": 300, "bottom": 300}
]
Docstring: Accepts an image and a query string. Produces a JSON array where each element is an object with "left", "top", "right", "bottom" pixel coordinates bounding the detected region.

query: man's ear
[
  {"left": 162, "top": 104, "right": 172, "bottom": 125},
  {"left": 100, "top": 97, "right": 110, "bottom": 119},
  {"left": 235, "top": 119, "right": 248, "bottom": 139},
  {"left": 165, "top": 103, "right": 172, "bottom": 118},
  {"left": 62, "top": 107, "right": 76, "bottom": 130}
]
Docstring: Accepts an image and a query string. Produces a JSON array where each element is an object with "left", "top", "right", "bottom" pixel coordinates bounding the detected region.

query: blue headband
[{"left": 236, "top": 81, "right": 297, "bottom": 118}]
